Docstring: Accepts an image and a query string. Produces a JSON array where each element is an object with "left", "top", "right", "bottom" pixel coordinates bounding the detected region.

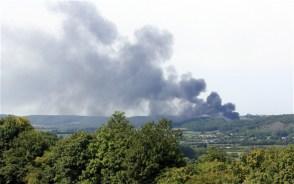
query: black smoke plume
[{"left": 1, "top": 1, "right": 239, "bottom": 119}]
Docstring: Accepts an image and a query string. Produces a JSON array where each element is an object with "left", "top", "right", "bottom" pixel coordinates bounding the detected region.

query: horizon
[{"left": 1, "top": 112, "right": 293, "bottom": 118}]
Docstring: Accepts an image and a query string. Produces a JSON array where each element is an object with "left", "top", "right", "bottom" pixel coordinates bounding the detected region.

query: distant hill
[
  {"left": 0, "top": 114, "right": 183, "bottom": 132},
  {"left": 27, "top": 115, "right": 108, "bottom": 132},
  {"left": 176, "top": 114, "right": 294, "bottom": 132},
  {"left": 176, "top": 114, "right": 294, "bottom": 145},
  {"left": 1, "top": 114, "right": 293, "bottom": 136}
]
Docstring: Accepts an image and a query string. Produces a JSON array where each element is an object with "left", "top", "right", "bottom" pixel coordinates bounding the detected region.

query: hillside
[
  {"left": 177, "top": 114, "right": 294, "bottom": 146},
  {"left": 176, "top": 114, "right": 294, "bottom": 133},
  {"left": 0, "top": 114, "right": 177, "bottom": 132},
  {"left": 1, "top": 114, "right": 293, "bottom": 133},
  {"left": 1, "top": 114, "right": 293, "bottom": 144}
]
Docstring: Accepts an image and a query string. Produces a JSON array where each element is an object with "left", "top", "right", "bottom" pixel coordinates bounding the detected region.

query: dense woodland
[{"left": 1, "top": 113, "right": 294, "bottom": 184}]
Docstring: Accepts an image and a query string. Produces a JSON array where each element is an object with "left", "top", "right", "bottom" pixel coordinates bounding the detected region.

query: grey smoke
[{"left": 1, "top": 1, "right": 239, "bottom": 119}]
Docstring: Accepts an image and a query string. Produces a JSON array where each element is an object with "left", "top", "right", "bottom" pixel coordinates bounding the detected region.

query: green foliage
[
  {"left": 125, "top": 119, "right": 184, "bottom": 183},
  {"left": 23, "top": 112, "right": 184, "bottom": 184},
  {"left": 188, "top": 160, "right": 238, "bottom": 184},
  {"left": 80, "top": 112, "right": 184, "bottom": 183},
  {"left": 1, "top": 114, "right": 294, "bottom": 184},
  {"left": 156, "top": 164, "right": 196, "bottom": 184},
  {"left": 198, "top": 147, "right": 227, "bottom": 162},
  {"left": 157, "top": 145, "right": 294, "bottom": 184},
  {"left": 239, "top": 146, "right": 294, "bottom": 183},
  {"left": 0, "top": 116, "right": 57, "bottom": 184},
  {"left": 180, "top": 145, "right": 197, "bottom": 159},
  {"left": 0, "top": 116, "right": 33, "bottom": 153},
  {"left": 157, "top": 147, "right": 238, "bottom": 184},
  {"left": 26, "top": 131, "right": 94, "bottom": 184},
  {"left": 80, "top": 112, "right": 136, "bottom": 183}
]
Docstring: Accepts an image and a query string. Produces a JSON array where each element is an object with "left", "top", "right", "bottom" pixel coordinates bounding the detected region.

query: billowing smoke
[{"left": 1, "top": 1, "right": 239, "bottom": 119}]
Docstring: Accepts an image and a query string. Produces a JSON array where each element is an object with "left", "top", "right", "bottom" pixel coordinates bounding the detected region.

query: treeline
[{"left": 1, "top": 113, "right": 294, "bottom": 184}]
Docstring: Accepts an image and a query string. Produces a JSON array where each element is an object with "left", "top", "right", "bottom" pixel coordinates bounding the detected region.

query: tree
[
  {"left": 156, "top": 164, "right": 196, "bottom": 184},
  {"left": 80, "top": 113, "right": 184, "bottom": 184},
  {"left": 240, "top": 147, "right": 294, "bottom": 183},
  {"left": 0, "top": 130, "right": 57, "bottom": 184},
  {"left": 157, "top": 147, "right": 238, "bottom": 184},
  {"left": 26, "top": 132, "right": 93, "bottom": 184},
  {"left": 80, "top": 112, "right": 136, "bottom": 183},
  {"left": 126, "top": 119, "right": 184, "bottom": 183},
  {"left": 0, "top": 116, "right": 33, "bottom": 154},
  {"left": 198, "top": 147, "right": 227, "bottom": 162}
]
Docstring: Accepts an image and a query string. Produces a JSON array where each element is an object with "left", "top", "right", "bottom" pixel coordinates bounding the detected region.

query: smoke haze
[{"left": 1, "top": 1, "right": 239, "bottom": 119}]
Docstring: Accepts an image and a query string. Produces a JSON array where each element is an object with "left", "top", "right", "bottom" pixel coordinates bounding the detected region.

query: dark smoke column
[{"left": 2, "top": 1, "right": 239, "bottom": 119}]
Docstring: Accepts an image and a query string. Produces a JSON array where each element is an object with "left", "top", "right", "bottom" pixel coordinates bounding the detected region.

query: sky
[{"left": 0, "top": 0, "right": 293, "bottom": 116}]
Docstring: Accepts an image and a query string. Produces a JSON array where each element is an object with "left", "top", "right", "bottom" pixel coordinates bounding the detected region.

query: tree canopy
[{"left": 0, "top": 114, "right": 293, "bottom": 184}]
